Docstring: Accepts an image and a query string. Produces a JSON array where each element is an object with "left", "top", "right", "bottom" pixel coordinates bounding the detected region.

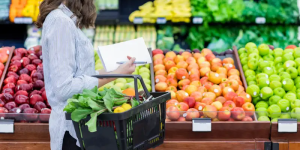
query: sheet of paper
[{"left": 97, "top": 37, "right": 152, "bottom": 72}]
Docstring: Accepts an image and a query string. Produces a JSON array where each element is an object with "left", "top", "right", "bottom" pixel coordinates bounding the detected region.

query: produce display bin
[{"left": 66, "top": 74, "right": 170, "bottom": 150}]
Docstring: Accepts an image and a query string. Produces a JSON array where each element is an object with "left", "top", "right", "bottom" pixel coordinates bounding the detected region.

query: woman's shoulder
[{"left": 44, "top": 9, "right": 75, "bottom": 27}]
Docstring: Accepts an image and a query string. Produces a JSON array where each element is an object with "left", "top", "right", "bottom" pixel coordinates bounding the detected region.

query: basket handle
[{"left": 92, "top": 74, "right": 151, "bottom": 102}]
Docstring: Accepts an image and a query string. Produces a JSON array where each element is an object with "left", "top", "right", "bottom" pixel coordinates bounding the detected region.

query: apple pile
[
  {"left": 152, "top": 49, "right": 254, "bottom": 121},
  {"left": 0, "top": 47, "right": 51, "bottom": 122},
  {"left": 239, "top": 43, "right": 300, "bottom": 122}
]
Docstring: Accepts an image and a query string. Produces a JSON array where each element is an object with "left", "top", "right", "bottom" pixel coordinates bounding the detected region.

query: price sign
[
  {"left": 192, "top": 118, "right": 211, "bottom": 132},
  {"left": 255, "top": 17, "right": 266, "bottom": 24},
  {"left": 157, "top": 17, "right": 167, "bottom": 24},
  {"left": 133, "top": 17, "right": 143, "bottom": 24},
  {"left": 193, "top": 17, "right": 203, "bottom": 24},
  {"left": 0, "top": 119, "right": 14, "bottom": 133},
  {"left": 278, "top": 119, "right": 297, "bottom": 133},
  {"left": 14, "top": 17, "right": 33, "bottom": 24}
]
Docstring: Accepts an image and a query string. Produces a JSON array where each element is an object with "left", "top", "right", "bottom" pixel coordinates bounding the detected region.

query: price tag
[
  {"left": 0, "top": 119, "right": 14, "bottom": 133},
  {"left": 255, "top": 17, "right": 266, "bottom": 24},
  {"left": 156, "top": 17, "right": 167, "bottom": 24},
  {"left": 192, "top": 118, "right": 211, "bottom": 132},
  {"left": 133, "top": 17, "right": 143, "bottom": 24},
  {"left": 193, "top": 17, "right": 203, "bottom": 24},
  {"left": 14, "top": 17, "right": 33, "bottom": 24},
  {"left": 278, "top": 119, "right": 297, "bottom": 133}
]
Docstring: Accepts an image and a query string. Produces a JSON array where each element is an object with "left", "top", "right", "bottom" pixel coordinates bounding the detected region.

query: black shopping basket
[{"left": 66, "top": 74, "right": 170, "bottom": 150}]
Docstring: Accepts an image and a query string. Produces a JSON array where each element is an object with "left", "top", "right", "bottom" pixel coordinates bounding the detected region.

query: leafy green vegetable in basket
[{"left": 64, "top": 86, "right": 143, "bottom": 132}]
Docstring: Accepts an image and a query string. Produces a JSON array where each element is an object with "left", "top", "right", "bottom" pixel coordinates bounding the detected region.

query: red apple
[
  {"left": 218, "top": 107, "right": 231, "bottom": 121},
  {"left": 231, "top": 107, "right": 245, "bottom": 121},
  {"left": 183, "top": 97, "right": 196, "bottom": 108}
]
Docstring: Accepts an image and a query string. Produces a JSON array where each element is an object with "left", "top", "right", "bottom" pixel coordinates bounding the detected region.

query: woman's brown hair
[{"left": 36, "top": 0, "right": 97, "bottom": 29}]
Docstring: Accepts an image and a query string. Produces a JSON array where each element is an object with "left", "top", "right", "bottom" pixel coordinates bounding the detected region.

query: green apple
[
  {"left": 277, "top": 99, "right": 290, "bottom": 112},
  {"left": 277, "top": 67, "right": 285, "bottom": 73},
  {"left": 271, "top": 118, "right": 278, "bottom": 122},
  {"left": 296, "top": 82, "right": 300, "bottom": 89},
  {"left": 145, "top": 84, "right": 152, "bottom": 92},
  {"left": 127, "top": 78, "right": 134, "bottom": 82},
  {"left": 256, "top": 107, "right": 268, "bottom": 117},
  {"left": 286, "top": 67, "right": 298, "bottom": 79},
  {"left": 294, "top": 77, "right": 300, "bottom": 84},
  {"left": 269, "top": 75, "right": 281, "bottom": 82},
  {"left": 243, "top": 65, "right": 249, "bottom": 71},
  {"left": 279, "top": 72, "right": 291, "bottom": 80},
  {"left": 297, "top": 66, "right": 300, "bottom": 75},
  {"left": 240, "top": 53, "right": 248, "bottom": 59},
  {"left": 256, "top": 101, "right": 269, "bottom": 109},
  {"left": 269, "top": 49, "right": 274, "bottom": 56},
  {"left": 114, "top": 83, "right": 127, "bottom": 90},
  {"left": 246, "top": 84, "right": 260, "bottom": 98},
  {"left": 263, "top": 55, "right": 274, "bottom": 61},
  {"left": 263, "top": 67, "right": 274, "bottom": 76},
  {"left": 284, "top": 49, "right": 294, "bottom": 55},
  {"left": 255, "top": 70, "right": 262, "bottom": 75},
  {"left": 269, "top": 95, "right": 282, "bottom": 105},
  {"left": 270, "top": 81, "right": 282, "bottom": 90},
  {"left": 248, "top": 81, "right": 257, "bottom": 86},
  {"left": 145, "top": 64, "right": 150, "bottom": 69},
  {"left": 273, "top": 48, "right": 283, "bottom": 57},
  {"left": 246, "top": 75, "right": 256, "bottom": 83},
  {"left": 115, "top": 78, "right": 127, "bottom": 84},
  {"left": 241, "top": 57, "right": 248, "bottom": 66},
  {"left": 283, "top": 93, "right": 297, "bottom": 103},
  {"left": 258, "top": 116, "right": 270, "bottom": 121},
  {"left": 291, "top": 99, "right": 300, "bottom": 109},
  {"left": 259, "top": 61, "right": 271, "bottom": 69},
  {"left": 257, "top": 78, "right": 270, "bottom": 89},
  {"left": 245, "top": 42, "right": 257, "bottom": 51},
  {"left": 143, "top": 78, "right": 151, "bottom": 85},
  {"left": 288, "top": 86, "right": 297, "bottom": 94},
  {"left": 248, "top": 53, "right": 259, "bottom": 60},
  {"left": 258, "top": 44, "right": 270, "bottom": 56},
  {"left": 138, "top": 67, "right": 150, "bottom": 74},
  {"left": 274, "top": 57, "right": 283, "bottom": 65},
  {"left": 284, "top": 60, "right": 296, "bottom": 69},
  {"left": 294, "top": 48, "right": 300, "bottom": 58},
  {"left": 291, "top": 108, "right": 300, "bottom": 120},
  {"left": 260, "top": 87, "right": 273, "bottom": 100},
  {"left": 245, "top": 70, "right": 256, "bottom": 77},
  {"left": 126, "top": 81, "right": 135, "bottom": 89},
  {"left": 283, "top": 53, "right": 294, "bottom": 62},
  {"left": 257, "top": 73, "right": 269, "bottom": 80},
  {"left": 252, "top": 97, "right": 261, "bottom": 105},
  {"left": 273, "top": 87, "right": 286, "bottom": 98},
  {"left": 111, "top": 85, "right": 122, "bottom": 93},
  {"left": 294, "top": 58, "right": 300, "bottom": 66},
  {"left": 238, "top": 48, "right": 247, "bottom": 55},
  {"left": 103, "top": 82, "right": 114, "bottom": 89},
  {"left": 282, "top": 78, "right": 294, "bottom": 91},
  {"left": 268, "top": 104, "right": 282, "bottom": 118},
  {"left": 280, "top": 113, "right": 291, "bottom": 119},
  {"left": 140, "top": 72, "right": 150, "bottom": 79}
]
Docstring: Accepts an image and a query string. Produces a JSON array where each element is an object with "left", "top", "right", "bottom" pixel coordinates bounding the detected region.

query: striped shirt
[{"left": 41, "top": 4, "right": 99, "bottom": 150}]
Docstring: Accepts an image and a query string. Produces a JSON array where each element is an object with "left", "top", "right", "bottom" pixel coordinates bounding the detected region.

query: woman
[{"left": 36, "top": 1, "right": 136, "bottom": 150}]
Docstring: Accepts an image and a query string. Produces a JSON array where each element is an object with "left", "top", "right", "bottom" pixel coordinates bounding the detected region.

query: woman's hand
[{"left": 116, "top": 56, "right": 136, "bottom": 74}]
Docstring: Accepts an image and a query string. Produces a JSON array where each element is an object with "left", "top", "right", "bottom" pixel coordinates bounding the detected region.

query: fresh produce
[
  {"left": 238, "top": 43, "right": 300, "bottom": 121},
  {"left": 9, "top": 0, "right": 41, "bottom": 22},
  {"left": 0, "top": 47, "right": 50, "bottom": 122},
  {"left": 64, "top": 86, "right": 143, "bottom": 132},
  {"left": 129, "top": 0, "right": 191, "bottom": 23},
  {"left": 155, "top": 48, "right": 253, "bottom": 121}
]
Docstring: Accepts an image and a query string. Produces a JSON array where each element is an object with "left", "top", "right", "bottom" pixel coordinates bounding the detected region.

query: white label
[
  {"left": 267, "top": 67, "right": 271, "bottom": 70},
  {"left": 0, "top": 120, "right": 14, "bottom": 133},
  {"left": 14, "top": 17, "right": 33, "bottom": 24},
  {"left": 246, "top": 94, "right": 250, "bottom": 98},
  {"left": 155, "top": 79, "right": 159, "bottom": 83},
  {"left": 286, "top": 107, "right": 289, "bottom": 111},
  {"left": 215, "top": 73, "right": 219, "bottom": 77},
  {"left": 133, "top": 17, "right": 143, "bottom": 24},
  {"left": 253, "top": 92, "right": 257, "bottom": 96},
  {"left": 266, "top": 81, "right": 270, "bottom": 84},
  {"left": 198, "top": 106, "right": 203, "bottom": 111},
  {"left": 286, "top": 63, "right": 290, "bottom": 67},
  {"left": 189, "top": 71, "right": 191, "bottom": 75},
  {"left": 157, "top": 17, "right": 167, "bottom": 24},
  {"left": 7, "top": 50, "right": 9, "bottom": 54},
  {"left": 192, "top": 119, "right": 211, "bottom": 132},
  {"left": 183, "top": 113, "right": 187, "bottom": 118},
  {"left": 175, "top": 103, "right": 178, "bottom": 106},
  {"left": 228, "top": 88, "right": 232, "bottom": 92},
  {"left": 229, "top": 64, "right": 233, "bottom": 68},
  {"left": 278, "top": 119, "right": 297, "bottom": 133},
  {"left": 283, "top": 81, "right": 286, "bottom": 85},
  {"left": 193, "top": 17, "right": 203, "bottom": 24},
  {"left": 255, "top": 17, "right": 266, "bottom": 24},
  {"left": 20, "top": 59, "right": 23, "bottom": 63},
  {"left": 185, "top": 93, "right": 188, "bottom": 96},
  {"left": 182, "top": 76, "right": 186, "bottom": 79},
  {"left": 260, "top": 93, "right": 263, "bottom": 97},
  {"left": 266, "top": 75, "right": 268, "bottom": 78},
  {"left": 214, "top": 89, "right": 218, "bottom": 93}
]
